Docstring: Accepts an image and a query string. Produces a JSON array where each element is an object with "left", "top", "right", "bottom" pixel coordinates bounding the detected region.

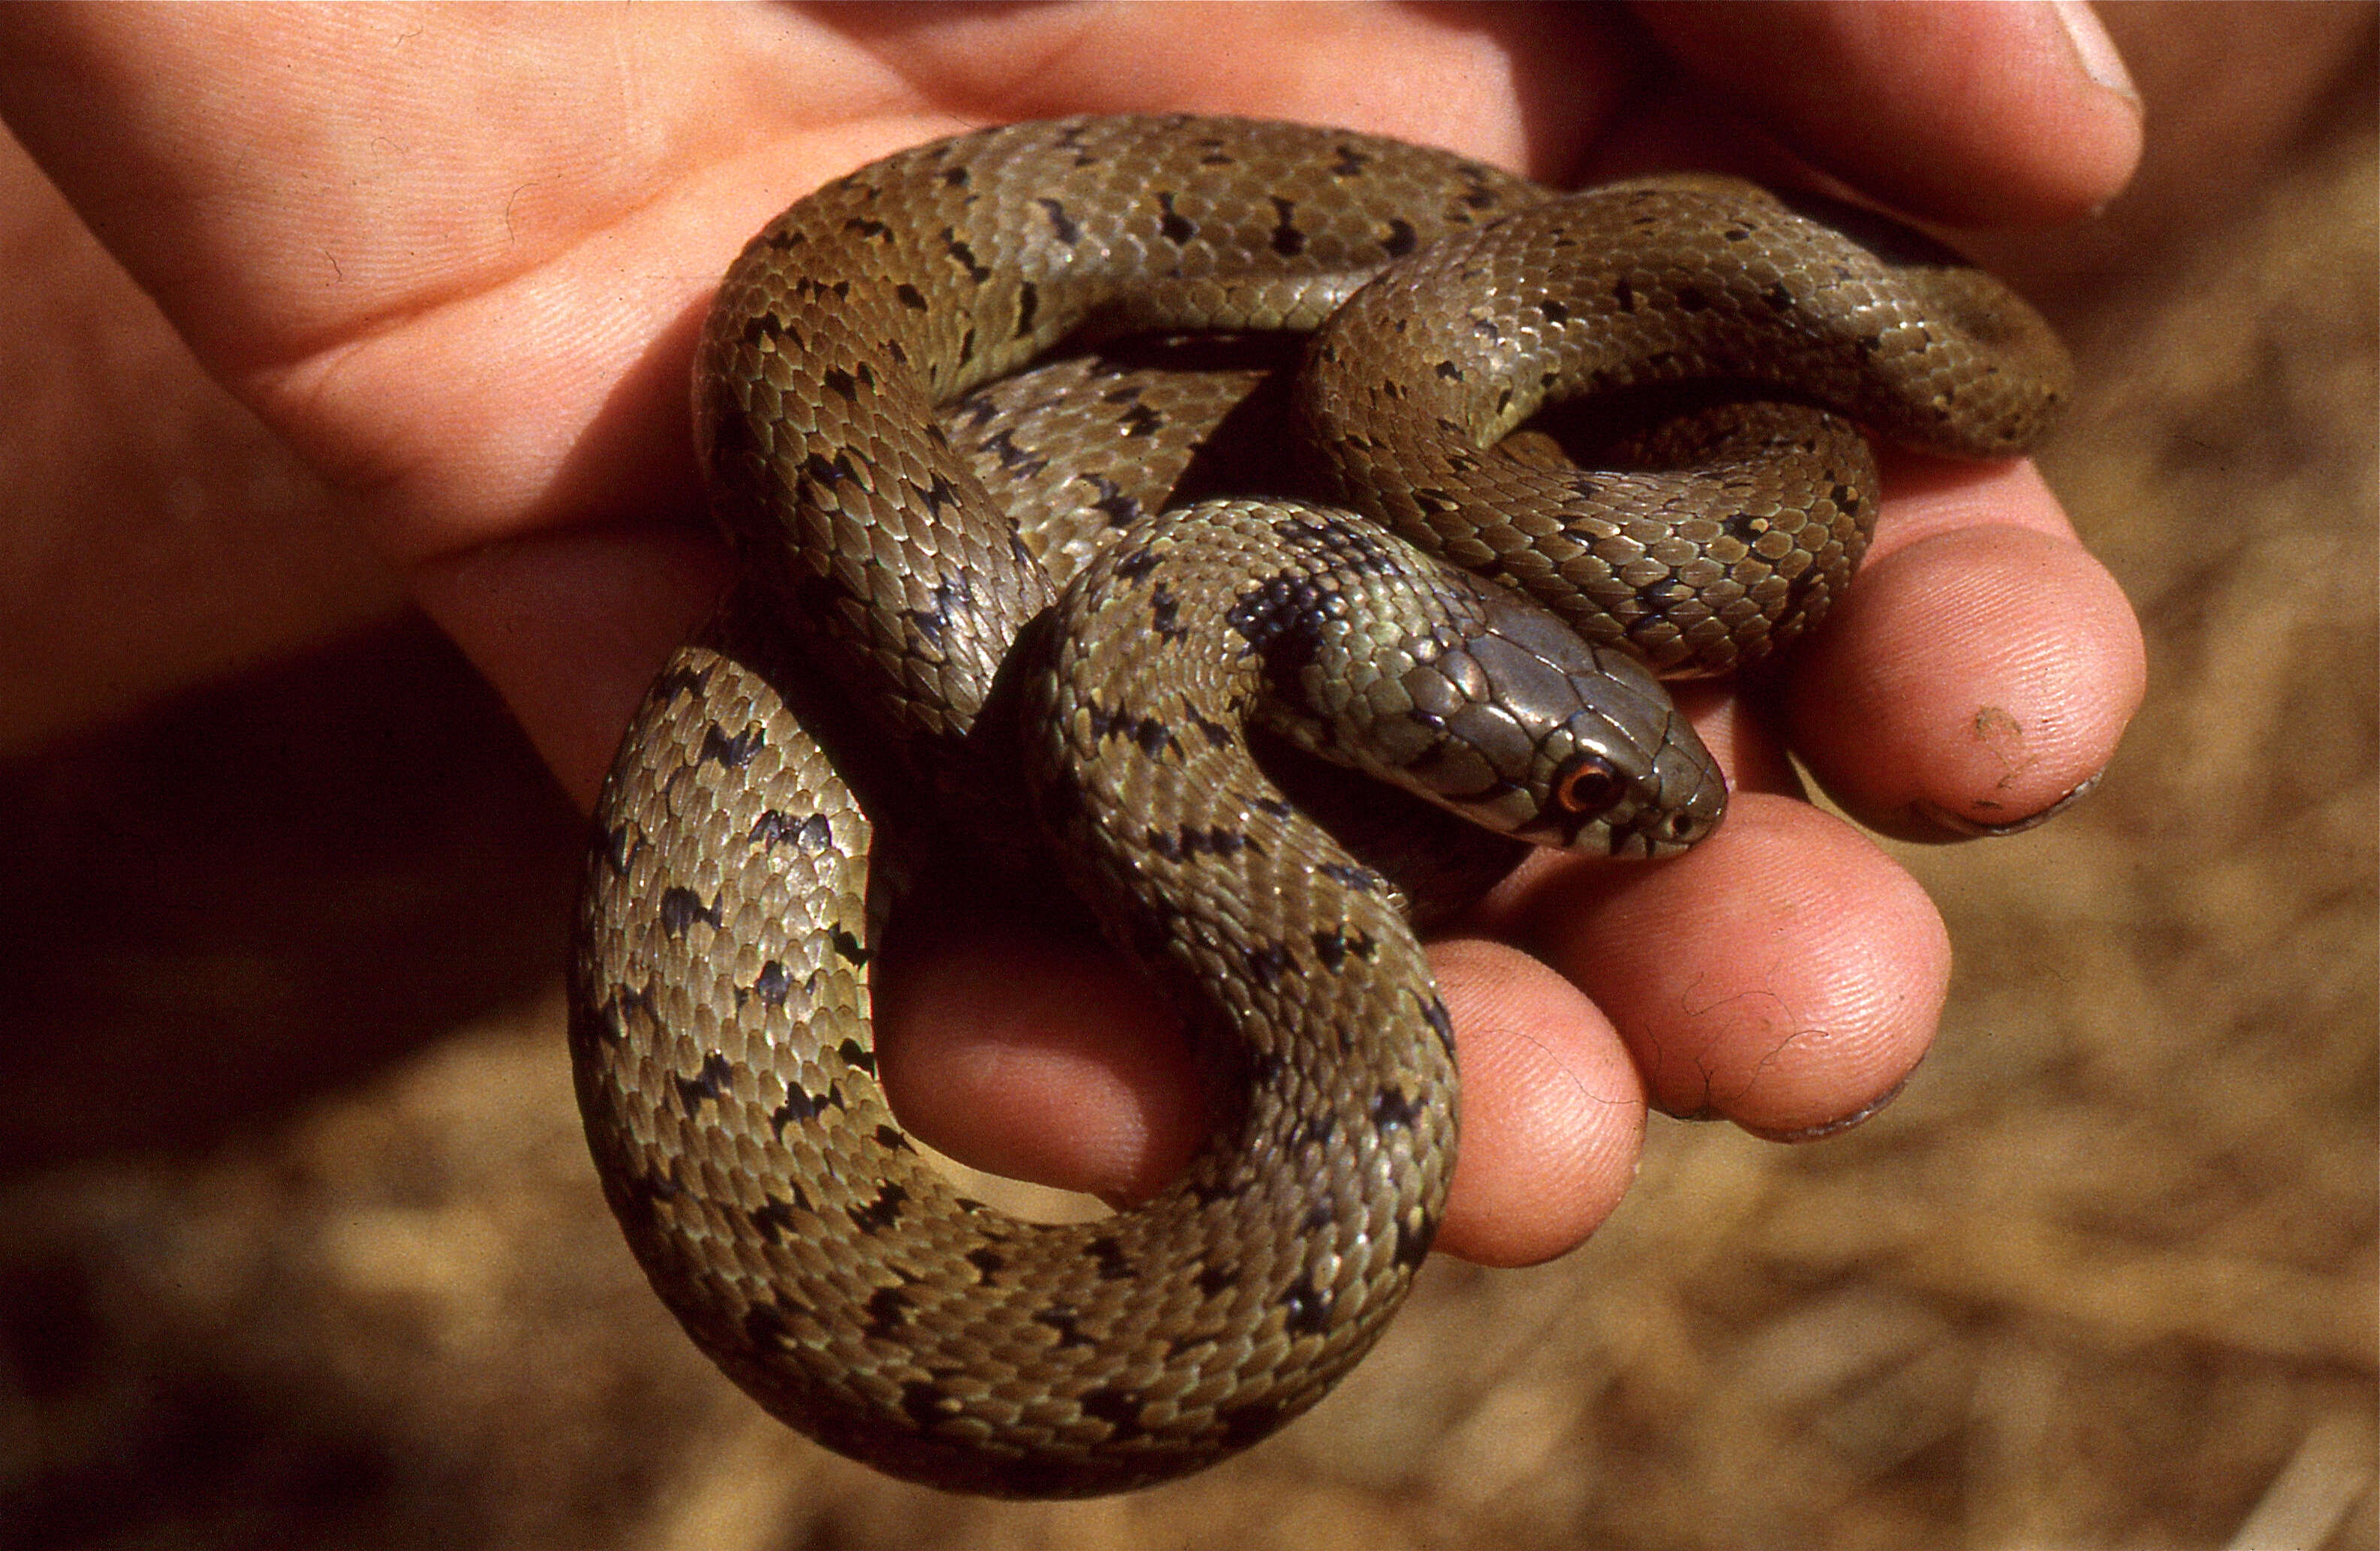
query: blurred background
[{"left": 1, "top": 6, "right": 2371, "bottom": 1548}]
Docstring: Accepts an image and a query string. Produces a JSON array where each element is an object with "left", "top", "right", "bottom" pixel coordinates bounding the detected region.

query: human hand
[{"left": 0, "top": 2, "right": 2146, "bottom": 1266}]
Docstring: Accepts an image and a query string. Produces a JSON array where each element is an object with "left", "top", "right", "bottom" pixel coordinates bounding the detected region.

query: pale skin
[{"left": 0, "top": 4, "right": 2146, "bottom": 1268}]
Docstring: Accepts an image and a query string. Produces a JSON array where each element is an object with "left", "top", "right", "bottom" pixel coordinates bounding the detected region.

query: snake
[{"left": 566, "top": 115, "right": 2068, "bottom": 1498}]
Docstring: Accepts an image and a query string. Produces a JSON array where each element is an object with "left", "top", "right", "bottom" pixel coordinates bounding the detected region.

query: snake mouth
[
  {"left": 1599, "top": 788, "right": 1726, "bottom": 859},
  {"left": 1516, "top": 788, "right": 1716, "bottom": 859},
  {"left": 1639, "top": 806, "right": 1721, "bottom": 857},
  {"left": 1598, "top": 818, "right": 1693, "bottom": 860}
]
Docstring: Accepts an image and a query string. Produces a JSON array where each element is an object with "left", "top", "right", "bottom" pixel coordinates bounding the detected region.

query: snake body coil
[{"left": 568, "top": 116, "right": 2068, "bottom": 1497}]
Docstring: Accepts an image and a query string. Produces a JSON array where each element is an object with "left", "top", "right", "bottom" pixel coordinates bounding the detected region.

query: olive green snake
[{"left": 566, "top": 116, "right": 2068, "bottom": 1497}]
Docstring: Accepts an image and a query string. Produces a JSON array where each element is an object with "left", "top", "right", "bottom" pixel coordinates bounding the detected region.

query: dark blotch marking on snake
[
  {"left": 751, "top": 961, "right": 792, "bottom": 1005},
  {"left": 772, "top": 1080, "right": 844, "bottom": 1134},
  {"left": 1037, "top": 198, "right": 1082, "bottom": 246},
  {"left": 1282, "top": 1279, "right": 1335, "bottom": 1337},
  {"left": 750, "top": 1191, "right": 814, "bottom": 1244},
  {"left": 675, "top": 1051, "right": 735, "bottom": 1115},
  {"left": 749, "top": 810, "right": 832, "bottom": 852},
  {"left": 657, "top": 887, "right": 721, "bottom": 937},
  {"left": 847, "top": 1181, "right": 910, "bottom": 1235},
  {"left": 1089, "top": 1235, "right": 1136, "bottom": 1281},
  {"left": 701, "top": 724, "right": 766, "bottom": 769},
  {"left": 864, "top": 1286, "right": 914, "bottom": 1335},
  {"left": 1079, "top": 1389, "right": 1151, "bottom": 1441}
]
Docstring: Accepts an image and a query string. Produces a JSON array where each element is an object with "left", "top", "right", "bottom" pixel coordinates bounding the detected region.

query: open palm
[{"left": 0, "top": 2, "right": 2145, "bottom": 1264}]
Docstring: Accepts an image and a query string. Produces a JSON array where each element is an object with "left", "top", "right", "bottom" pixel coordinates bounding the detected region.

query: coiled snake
[{"left": 567, "top": 116, "right": 2068, "bottom": 1497}]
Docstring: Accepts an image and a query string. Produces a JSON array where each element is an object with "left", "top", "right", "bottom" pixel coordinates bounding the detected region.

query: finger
[
  {"left": 805, "top": 3, "right": 1625, "bottom": 178},
  {"left": 409, "top": 523, "right": 727, "bottom": 809},
  {"left": 1632, "top": 0, "right": 2142, "bottom": 224},
  {"left": 1426, "top": 939, "right": 1646, "bottom": 1267},
  {"left": 874, "top": 881, "right": 1207, "bottom": 1211},
  {"left": 873, "top": 878, "right": 1653, "bottom": 1268},
  {"left": 1510, "top": 793, "right": 1950, "bottom": 1135},
  {"left": 1789, "top": 455, "right": 2146, "bottom": 839}
]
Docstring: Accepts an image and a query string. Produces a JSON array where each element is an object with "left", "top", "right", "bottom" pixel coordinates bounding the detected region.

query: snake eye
[{"left": 1553, "top": 753, "right": 1625, "bottom": 817}]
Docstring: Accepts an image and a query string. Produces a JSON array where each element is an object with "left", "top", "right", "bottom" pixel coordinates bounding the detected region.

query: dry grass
[{"left": 2, "top": 20, "right": 2372, "bottom": 1551}]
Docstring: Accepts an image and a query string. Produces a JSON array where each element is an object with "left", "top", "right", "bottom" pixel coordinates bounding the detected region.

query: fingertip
[
  {"left": 413, "top": 523, "right": 727, "bottom": 811},
  {"left": 1790, "top": 488, "right": 2146, "bottom": 841},
  {"left": 1636, "top": 0, "right": 2142, "bottom": 225},
  {"left": 1522, "top": 794, "right": 1948, "bottom": 1133},
  {"left": 875, "top": 908, "right": 1659, "bottom": 1263},
  {"left": 874, "top": 893, "right": 1205, "bottom": 1205},
  {"left": 1429, "top": 940, "right": 1647, "bottom": 1267}
]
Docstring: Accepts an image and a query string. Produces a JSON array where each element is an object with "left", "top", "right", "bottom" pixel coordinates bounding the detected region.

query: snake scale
[{"left": 568, "top": 116, "right": 2069, "bottom": 1497}]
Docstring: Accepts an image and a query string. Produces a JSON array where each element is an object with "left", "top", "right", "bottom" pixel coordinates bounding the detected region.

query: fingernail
[
  {"left": 2052, "top": 1, "right": 2140, "bottom": 108},
  {"left": 1906, "top": 770, "right": 2105, "bottom": 841},
  {"left": 1744, "top": 1072, "right": 1914, "bottom": 1143}
]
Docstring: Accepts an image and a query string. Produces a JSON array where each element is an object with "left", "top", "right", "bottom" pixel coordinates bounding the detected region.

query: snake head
[
  {"left": 1527, "top": 694, "right": 1729, "bottom": 858},
  {"left": 1397, "top": 585, "right": 1727, "bottom": 860}
]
